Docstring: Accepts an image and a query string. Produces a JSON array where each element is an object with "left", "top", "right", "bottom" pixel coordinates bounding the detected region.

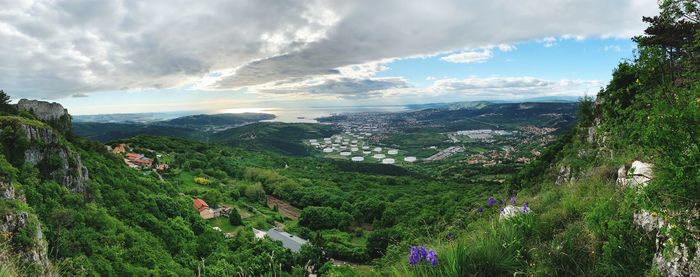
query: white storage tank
[
  {"left": 381, "top": 158, "right": 396, "bottom": 164},
  {"left": 323, "top": 148, "right": 333, "bottom": 153},
  {"left": 373, "top": 154, "right": 386, "bottom": 159},
  {"left": 340, "top": 152, "right": 351, "bottom": 156},
  {"left": 351, "top": 156, "right": 364, "bottom": 162},
  {"left": 404, "top": 156, "right": 417, "bottom": 162},
  {"left": 387, "top": 149, "right": 399, "bottom": 155}
]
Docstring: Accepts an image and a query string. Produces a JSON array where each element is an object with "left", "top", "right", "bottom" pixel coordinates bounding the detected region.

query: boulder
[
  {"left": 499, "top": 205, "right": 530, "bottom": 220},
  {"left": 628, "top": 161, "right": 654, "bottom": 188},
  {"left": 617, "top": 161, "right": 653, "bottom": 188}
]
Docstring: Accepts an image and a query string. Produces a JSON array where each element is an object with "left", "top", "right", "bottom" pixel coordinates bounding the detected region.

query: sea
[
  {"left": 74, "top": 105, "right": 410, "bottom": 124},
  {"left": 217, "top": 105, "right": 410, "bottom": 123}
]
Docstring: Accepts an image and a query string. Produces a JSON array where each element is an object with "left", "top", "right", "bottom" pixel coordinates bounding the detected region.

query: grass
[{"left": 386, "top": 168, "right": 655, "bottom": 276}]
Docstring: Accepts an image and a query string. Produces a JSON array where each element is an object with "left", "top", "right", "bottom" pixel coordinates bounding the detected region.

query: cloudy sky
[{"left": 0, "top": 0, "right": 658, "bottom": 115}]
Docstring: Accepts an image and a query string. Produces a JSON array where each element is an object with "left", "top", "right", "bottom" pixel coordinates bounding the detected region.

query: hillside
[
  {"left": 381, "top": 3, "right": 700, "bottom": 276},
  {"left": 73, "top": 112, "right": 275, "bottom": 143}
]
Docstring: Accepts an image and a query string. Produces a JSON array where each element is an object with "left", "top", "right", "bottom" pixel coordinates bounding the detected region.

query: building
[
  {"left": 266, "top": 229, "right": 308, "bottom": 253},
  {"left": 193, "top": 199, "right": 215, "bottom": 219},
  {"left": 113, "top": 144, "right": 126, "bottom": 154}
]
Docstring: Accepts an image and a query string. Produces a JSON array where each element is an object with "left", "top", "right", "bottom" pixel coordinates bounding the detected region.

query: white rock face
[
  {"left": 17, "top": 99, "right": 68, "bottom": 121},
  {"left": 633, "top": 210, "right": 665, "bottom": 232},
  {"left": 629, "top": 161, "right": 654, "bottom": 187},
  {"left": 616, "top": 165, "right": 628, "bottom": 186},
  {"left": 499, "top": 205, "right": 529, "bottom": 220}
]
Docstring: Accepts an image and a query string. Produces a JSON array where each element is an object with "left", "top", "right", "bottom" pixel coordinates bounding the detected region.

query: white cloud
[
  {"left": 0, "top": 0, "right": 658, "bottom": 99},
  {"left": 429, "top": 76, "right": 603, "bottom": 98},
  {"left": 440, "top": 49, "right": 493, "bottom": 64},
  {"left": 539, "top": 37, "right": 558, "bottom": 47},
  {"left": 604, "top": 45, "right": 622, "bottom": 52}
]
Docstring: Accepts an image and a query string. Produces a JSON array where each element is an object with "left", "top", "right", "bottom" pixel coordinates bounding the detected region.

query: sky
[{"left": 0, "top": 0, "right": 658, "bottom": 115}]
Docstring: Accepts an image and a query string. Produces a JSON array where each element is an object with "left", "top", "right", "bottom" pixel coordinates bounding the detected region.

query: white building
[{"left": 382, "top": 158, "right": 396, "bottom": 164}]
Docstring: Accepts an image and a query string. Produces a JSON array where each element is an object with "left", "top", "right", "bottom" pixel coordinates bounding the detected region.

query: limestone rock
[
  {"left": 17, "top": 99, "right": 68, "bottom": 122},
  {"left": 19, "top": 123, "right": 89, "bottom": 192},
  {"left": 617, "top": 161, "right": 653, "bottom": 188},
  {"left": 586, "top": 127, "right": 596, "bottom": 144},
  {"left": 0, "top": 180, "right": 15, "bottom": 199},
  {"left": 555, "top": 165, "right": 572, "bottom": 185},
  {"left": 499, "top": 205, "right": 529, "bottom": 220},
  {"left": 633, "top": 210, "right": 665, "bottom": 232},
  {"left": 628, "top": 161, "right": 654, "bottom": 188},
  {"left": 1, "top": 212, "right": 28, "bottom": 233},
  {"left": 616, "top": 165, "right": 628, "bottom": 187}
]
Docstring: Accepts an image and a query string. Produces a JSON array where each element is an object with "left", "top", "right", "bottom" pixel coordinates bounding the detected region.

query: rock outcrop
[
  {"left": 499, "top": 205, "right": 530, "bottom": 220},
  {"left": 617, "top": 160, "right": 654, "bottom": 188},
  {"left": 16, "top": 99, "right": 68, "bottom": 122},
  {"left": 20, "top": 125, "right": 89, "bottom": 192},
  {"left": 555, "top": 165, "right": 574, "bottom": 185},
  {"left": 0, "top": 179, "right": 53, "bottom": 274}
]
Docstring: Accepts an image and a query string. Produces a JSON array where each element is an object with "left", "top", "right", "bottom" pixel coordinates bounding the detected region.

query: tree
[
  {"left": 0, "top": 90, "right": 15, "bottom": 114},
  {"left": 576, "top": 95, "right": 595, "bottom": 127},
  {"left": 228, "top": 209, "right": 242, "bottom": 226},
  {"left": 366, "top": 228, "right": 401, "bottom": 258},
  {"left": 299, "top": 207, "right": 351, "bottom": 230},
  {"left": 203, "top": 190, "right": 223, "bottom": 208}
]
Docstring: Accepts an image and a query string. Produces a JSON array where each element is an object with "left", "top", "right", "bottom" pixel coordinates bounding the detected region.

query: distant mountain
[
  {"left": 405, "top": 97, "right": 579, "bottom": 111},
  {"left": 163, "top": 113, "right": 274, "bottom": 129},
  {"left": 73, "top": 113, "right": 275, "bottom": 142}
]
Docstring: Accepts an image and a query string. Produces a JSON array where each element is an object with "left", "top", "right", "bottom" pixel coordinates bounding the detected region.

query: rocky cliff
[
  {"left": 21, "top": 124, "right": 89, "bottom": 192},
  {"left": 0, "top": 178, "right": 53, "bottom": 276},
  {"left": 16, "top": 99, "right": 68, "bottom": 122}
]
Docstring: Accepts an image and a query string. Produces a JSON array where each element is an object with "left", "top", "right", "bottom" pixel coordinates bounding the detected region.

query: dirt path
[{"left": 267, "top": 195, "right": 301, "bottom": 219}]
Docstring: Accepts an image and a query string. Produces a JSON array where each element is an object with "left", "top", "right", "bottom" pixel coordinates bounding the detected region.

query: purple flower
[
  {"left": 477, "top": 207, "right": 484, "bottom": 214},
  {"left": 418, "top": 246, "right": 428, "bottom": 259},
  {"left": 425, "top": 250, "right": 438, "bottom": 267},
  {"left": 510, "top": 197, "right": 516, "bottom": 205},
  {"left": 487, "top": 197, "right": 495, "bottom": 207},
  {"left": 409, "top": 247, "right": 421, "bottom": 265},
  {"left": 522, "top": 201, "right": 530, "bottom": 213},
  {"left": 499, "top": 207, "right": 505, "bottom": 214}
]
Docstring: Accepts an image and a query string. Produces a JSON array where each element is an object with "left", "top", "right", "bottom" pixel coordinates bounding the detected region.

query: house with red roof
[{"left": 193, "top": 199, "right": 215, "bottom": 219}]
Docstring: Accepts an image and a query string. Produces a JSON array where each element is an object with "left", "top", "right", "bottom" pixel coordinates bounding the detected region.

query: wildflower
[
  {"left": 418, "top": 246, "right": 428, "bottom": 259},
  {"left": 487, "top": 196, "right": 495, "bottom": 207},
  {"left": 510, "top": 197, "right": 516, "bottom": 205},
  {"left": 446, "top": 232, "right": 455, "bottom": 241},
  {"left": 477, "top": 207, "right": 484, "bottom": 214},
  {"left": 408, "top": 247, "right": 421, "bottom": 265},
  {"left": 425, "top": 250, "right": 438, "bottom": 267},
  {"left": 499, "top": 207, "right": 505, "bottom": 214},
  {"left": 522, "top": 201, "right": 530, "bottom": 213},
  {"left": 651, "top": 211, "right": 658, "bottom": 217}
]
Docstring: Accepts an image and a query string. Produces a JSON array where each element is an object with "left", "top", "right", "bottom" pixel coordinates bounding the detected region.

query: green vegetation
[{"left": 1, "top": 2, "right": 697, "bottom": 275}]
